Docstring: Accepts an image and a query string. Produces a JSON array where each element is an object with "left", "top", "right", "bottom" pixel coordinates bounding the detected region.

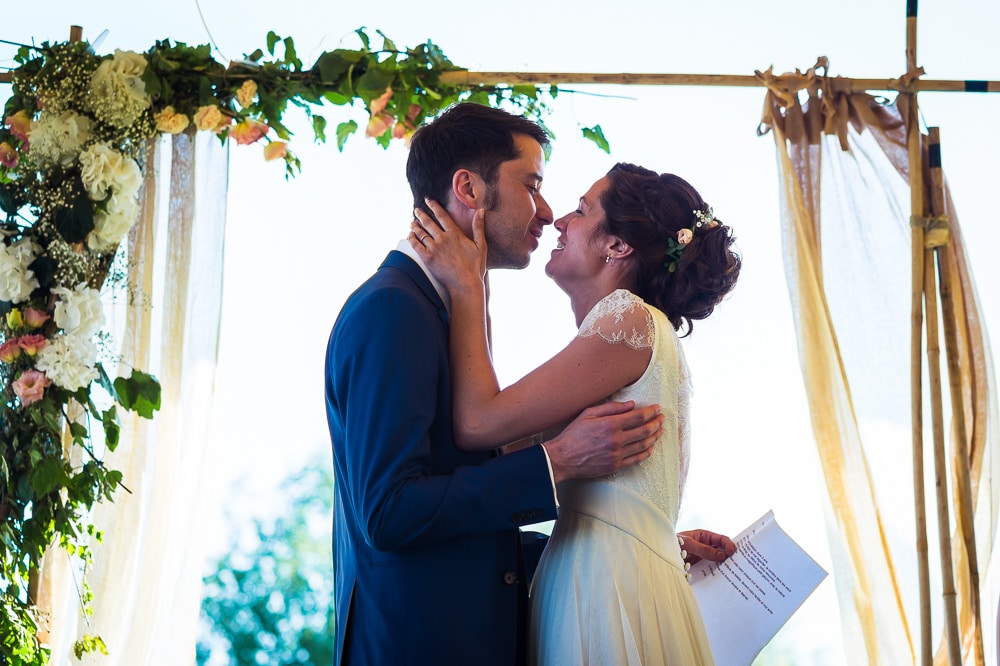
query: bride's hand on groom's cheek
[{"left": 678, "top": 529, "right": 736, "bottom": 565}]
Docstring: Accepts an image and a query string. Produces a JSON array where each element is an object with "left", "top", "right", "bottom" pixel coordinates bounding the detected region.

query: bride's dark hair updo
[{"left": 599, "top": 162, "right": 741, "bottom": 335}]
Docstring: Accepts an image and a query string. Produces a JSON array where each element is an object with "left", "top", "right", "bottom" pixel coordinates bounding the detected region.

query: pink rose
[
  {"left": 23, "top": 308, "right": 50, "bottom": 329},
  {"left": 193, "top": 105, "right": 230, "bottom": 133},
  {"left": 677, "top": 228, "right": 693, "bottom": 245},
  {"left": 0, "top": 142, "right": 17, "bottom": 168},
  {"left": 230, "top": 119, "right": 269, "bottom": 145},
  {"left": 406, "top": 104, "right": 421, "bottom": 123},
  {"left": 365, "top": 113, "right": 394, "bottom": 138},
  {"left": 369, "top": 87, "right": 393, "bottom": 115},
  {"left": 5, "top": 110, "right": 31, "bottom": 145},
  {"left": 17, "top": 334, "right": 48, "bottom": 356},
  {"left": 0, "top": 339, "right": 21, "bottom": 363},
  {"left": 12, "top": 369, "right": 51, "bottom": 406},
  {"left": 263, "top": 141, "right": 288, "bottom": 162},
  {"left": 392, "top": 122, "right": 408, "bottom": 140}
]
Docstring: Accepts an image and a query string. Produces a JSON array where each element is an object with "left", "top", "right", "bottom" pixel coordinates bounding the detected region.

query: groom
[{"left": 325, "top": 103, "right": 664, "bottom": 666}]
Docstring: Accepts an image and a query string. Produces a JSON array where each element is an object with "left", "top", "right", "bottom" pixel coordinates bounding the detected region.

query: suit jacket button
[{"left": 503, "top": 571, "right": 518, "bottom": 585}]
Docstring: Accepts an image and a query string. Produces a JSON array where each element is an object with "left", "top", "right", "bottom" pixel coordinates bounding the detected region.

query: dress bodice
[{"left": 561, "top": 289, "right": 691, "bottom": 523}]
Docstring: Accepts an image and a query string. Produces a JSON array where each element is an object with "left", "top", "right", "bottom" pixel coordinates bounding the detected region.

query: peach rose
[
  {"left": 154, "top": 106, "right": 190, "bottom": 134},
  {"left": 677, "top": 228, "right": 693, "bottom": 245},
  {"left": 369, "top": 87, "right": 393, "bottom": 115},
  {"left": 392, "top": 122, "right": 408, "bottom": 140},
  {"left": 24, "top": 307, "right": 50, "bottom": 329},
  {"left": 263, "top": 141, "right": 288, "bottom": 162},
  {"left": 5, "top": 110, "right": 32, "bottom": 145},
  {"left": 12, "top": 369, "right": 51, "bottom": 406},
  {"left": 365, "top": 113, "right": 394, "bottom": 138},
  {"left": 0, "top": 339, "right": 21, "bottom": 363},
  {"left": 230, "top": 119, "right": 269, "bottom": 146},
  {"left": 0, "top": 142, "right": 17, "bottom": 168},
  {"left": 17, "top": 334, "right": 48, "bottom": 356},
  {"left": 193, "top": 105, "right": 230, "bottom": 133},
  {"left": 236, "top": 80, "right": 258, "bottom": 108}
]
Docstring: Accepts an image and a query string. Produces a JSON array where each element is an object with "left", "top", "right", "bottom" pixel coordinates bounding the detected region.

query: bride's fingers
[
  {"left": 423, "top": 198, "right": 453, "bottom": 231},
  {"left": 408, "top": 222, "right": 435, "bottom": 251},
  {"left": 413, "top": 209, "right": 438, "bottom": 240}
]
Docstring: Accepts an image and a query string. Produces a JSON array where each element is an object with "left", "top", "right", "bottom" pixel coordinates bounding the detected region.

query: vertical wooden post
[
  {"left": 928, "top": 127, "right": 986, "bottom": 666},
  {"left": 906, "top": 2, "right": 932, "bottom": 663},
  {"left": 923, "top": 129, "right": 963, "bottom": 664}
]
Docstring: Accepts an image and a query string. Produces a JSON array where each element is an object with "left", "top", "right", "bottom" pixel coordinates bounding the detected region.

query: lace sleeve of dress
[{"left": 576, "top": 289, "right": 655, "bottom": 350}]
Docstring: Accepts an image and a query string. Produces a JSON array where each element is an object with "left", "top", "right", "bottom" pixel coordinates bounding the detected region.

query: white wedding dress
[{"left": 529, "top": 289, "right": 714, "bottom": 666}]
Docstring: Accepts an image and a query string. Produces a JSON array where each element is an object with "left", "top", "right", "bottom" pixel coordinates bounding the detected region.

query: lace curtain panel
[
  {"left": 760, "top": 79, "right": 1000, "bottom": 664},
  {"left": 35, "top": 131, "right": 228, "bottom": 664}
]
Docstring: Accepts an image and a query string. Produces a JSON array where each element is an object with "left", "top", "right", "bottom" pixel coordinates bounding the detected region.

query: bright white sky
[{"left": 6, "top": 2, "right": 1000, "bottom": 663}]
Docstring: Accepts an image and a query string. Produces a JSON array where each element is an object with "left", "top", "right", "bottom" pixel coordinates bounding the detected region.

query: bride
[{"left": 410, "top": 162, "right": 741, "bottom": 665}]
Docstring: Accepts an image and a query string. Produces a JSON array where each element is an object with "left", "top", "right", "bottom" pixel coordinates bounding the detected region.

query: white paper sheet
[{"left": 690, "top": 510, "right": 828, "bottom": 666}]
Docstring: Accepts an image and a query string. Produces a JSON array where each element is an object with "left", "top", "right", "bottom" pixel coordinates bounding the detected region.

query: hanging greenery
[{"left": 0, "top": 26, "right": 593, "bottom": 664}]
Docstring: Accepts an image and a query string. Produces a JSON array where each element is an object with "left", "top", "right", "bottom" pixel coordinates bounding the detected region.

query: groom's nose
[{"left": 534, "top": 193, "right": 553, "bottom": 226}]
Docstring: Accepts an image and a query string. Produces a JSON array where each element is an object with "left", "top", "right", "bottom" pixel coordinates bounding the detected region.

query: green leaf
[
  {"left": 102, "top": 406, "right": 120, "bottom": 452},
  {"left": 354, "top": 27, "right": 371, "bottom": 51},
  {"left": 335, "top": 120, "right": 358, "bottom": 152},
  {"left": 312, "top": 115, "right": 327, "bottom": 143},
  {"left": 53, "top": 173, "right": 95, "bottom": 244},
  {"left": 377, "top": 29, "right": 397, "bottom": 53},
  {"left": 314, "top": 51, "right": 351, "bottom": 85},
  {"left": 266, "top": 31, "right": 280, "bottom": 56},
  {"left": 282, "top": 37, "right": 301, "bottom": 70},
  {"left": 581, "top": 125, "right": 611, "bottom": 154},
  {"left": 114, "top": 370, "right": 161, "bottom": 419},
  {"left": 355, "top": 60, "right": 396, "bottom": 103},
  {"left": 29, "top": 457, "right": 65, "bottom": 496}
]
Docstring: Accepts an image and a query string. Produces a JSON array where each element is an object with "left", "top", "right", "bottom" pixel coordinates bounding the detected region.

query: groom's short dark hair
[{"left": 406, "top": 103, "right": 549, "bottom": 209}]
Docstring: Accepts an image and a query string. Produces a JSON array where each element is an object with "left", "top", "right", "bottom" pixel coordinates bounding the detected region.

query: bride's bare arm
[{"left": 410, "top": 202, "right": 652, "bottom": 451}]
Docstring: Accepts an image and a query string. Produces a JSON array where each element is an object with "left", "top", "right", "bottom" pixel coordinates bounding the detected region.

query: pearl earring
[{"left": 605, "top": 254, "right": 612, "bottom": 264}]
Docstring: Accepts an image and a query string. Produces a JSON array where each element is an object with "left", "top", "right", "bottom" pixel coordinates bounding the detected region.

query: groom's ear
[{"left": 451, "top": 169, "right": 487, "bottom": 210}]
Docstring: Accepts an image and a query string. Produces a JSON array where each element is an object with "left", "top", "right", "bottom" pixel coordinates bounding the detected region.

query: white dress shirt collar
[{"left": 395, "top": 239, "right": 450, "bottom": 313}]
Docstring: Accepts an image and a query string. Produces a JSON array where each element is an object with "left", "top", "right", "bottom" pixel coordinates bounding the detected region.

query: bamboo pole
[
  {"left": 928, "top": 127, "right": 986, "bottom": 666},
  {"left": 439, "top": 70, "right": 1000, "bottom": 93},
  {"left": 925, "top": 226, "right": 964, "bottom": 665},
  {"left": 905, "top": 2, "right": 932, "bottom": 662}
]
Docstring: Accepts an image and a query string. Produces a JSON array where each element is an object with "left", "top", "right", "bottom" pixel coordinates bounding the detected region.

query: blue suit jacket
[{"left": 326, "top": 251, "right": 558, "bottom": 666}]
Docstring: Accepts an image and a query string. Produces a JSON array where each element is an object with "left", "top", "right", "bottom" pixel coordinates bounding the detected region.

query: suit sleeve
[{"left": 327, "top": 285, "right": 557, "bottom": 551}]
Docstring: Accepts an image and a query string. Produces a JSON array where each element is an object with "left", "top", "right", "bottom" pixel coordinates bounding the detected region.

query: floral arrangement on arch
[{"left": 0, "top": 27, "right": 573, "bottom": 663}]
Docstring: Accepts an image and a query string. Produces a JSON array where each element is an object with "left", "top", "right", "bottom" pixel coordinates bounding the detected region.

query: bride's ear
[
  {"left": 609, "top": 238, "right": 633, "bottom": 261},
  {"left": 452, "top": 169, "right": 487, "bottom": 210}
]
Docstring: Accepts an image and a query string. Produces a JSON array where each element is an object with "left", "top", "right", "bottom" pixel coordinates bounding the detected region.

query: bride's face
[{"left": 545, "top": 176, "right": 613, "bottom": 286}]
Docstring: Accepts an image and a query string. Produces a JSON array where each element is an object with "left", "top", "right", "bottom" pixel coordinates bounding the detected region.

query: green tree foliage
[{"left": 197, "top": 459, "right": 334, "bottom": 666}]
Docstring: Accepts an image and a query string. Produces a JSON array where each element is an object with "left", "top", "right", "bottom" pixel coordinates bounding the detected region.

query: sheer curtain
[
  {"left": 758, "top": 61, "right": 1000, "bottom": 664},
  {"left": 36, "top": 130, "right": 228, "bottom": 664}
]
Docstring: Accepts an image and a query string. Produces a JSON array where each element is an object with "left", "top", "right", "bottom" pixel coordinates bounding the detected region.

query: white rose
[
  {"left": 51, "top": 283, "right": 105, "bottom": 338},
  {"left": 27, "top": 111, "right": 92, "bottom": 167},
  {"left": 88, "top": 50, "right": 151, "bottom": 128},
  {"left": 87, "top": 193, "right": 139, "bottom": 251},
  {"left": 0, "top": 238, "right": 41, "bottom": 303},
  {"left": 35, "top": 333, "right": 99, "bottom": 392},
  {"left": 79, "top": 143, "right": 142, "bottom": 201}
]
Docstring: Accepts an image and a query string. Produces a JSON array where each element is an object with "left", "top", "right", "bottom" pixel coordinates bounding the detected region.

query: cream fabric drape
[
  {"left": 36, "top": 130, "right": 228, "bottom": 664},
  {"left": 758, "top": 62, "right": 1000, "bottom": 664}
]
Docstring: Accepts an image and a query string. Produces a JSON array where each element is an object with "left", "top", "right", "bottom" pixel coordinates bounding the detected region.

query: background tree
[{"left": 197, "top": 458, "right": 334, "bottom": 666}]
